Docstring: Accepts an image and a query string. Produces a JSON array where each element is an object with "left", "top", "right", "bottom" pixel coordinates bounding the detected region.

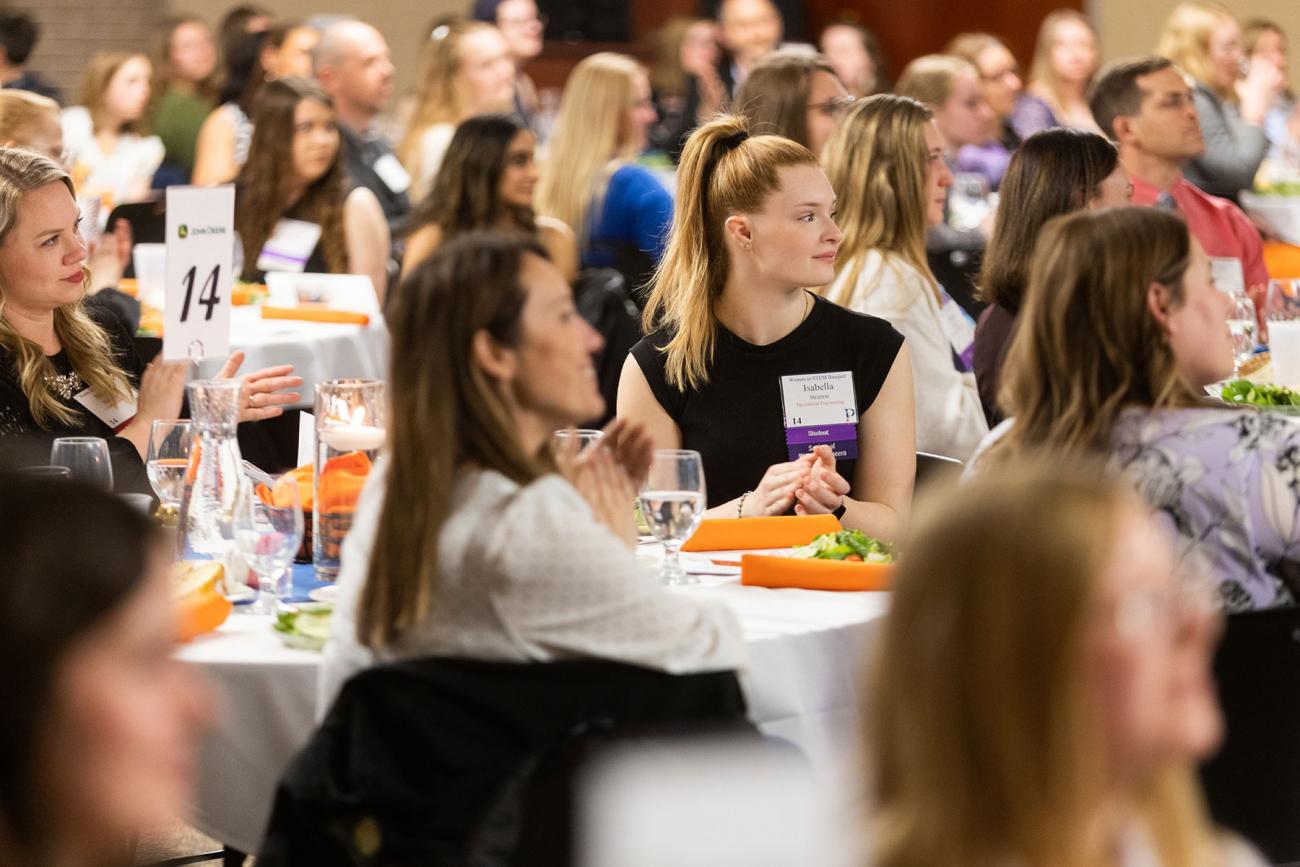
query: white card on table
[
  {"left": 372, "top": 153, "right": 412, "bottom": 194},
  {"left": 74, "top": 386, "right": 138, "bottom": 430},
  {"left": 298, "top": 411, "right": 315, "bottom": 467},
  {"left": 779, "top": 371, "right": 859, "bottom": 461},
  {"left": 1211, "top": 257, "right": 1246, "bottom": 296},
  {"left": 264, "top": 272, "right": 380, "bottom": 316},
  {"left": 163, "top": 185, "right": 235, "bottom": 362},
  {"left": 255, "top": 218, "right": 322, "bottom": 273}
]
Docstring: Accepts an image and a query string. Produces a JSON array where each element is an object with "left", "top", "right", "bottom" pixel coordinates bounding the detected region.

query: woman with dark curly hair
[{"left": 235, "top": 77, "right": 389, "bottom": 301}]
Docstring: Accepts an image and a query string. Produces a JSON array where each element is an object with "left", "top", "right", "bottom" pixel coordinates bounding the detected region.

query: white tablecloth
[
  {"left": 196, "top": 306, "right": 388, "bottom": 407},
  {"left": 177, "top": 579, "right": 888, "bottom": 854}
]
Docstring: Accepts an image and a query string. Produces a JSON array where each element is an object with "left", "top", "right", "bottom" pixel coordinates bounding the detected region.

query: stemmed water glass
[
  {"left": 50, "top": 436, "right": 113, "bottom": 491},
  {"left": 146, "top": 419, "right": 192, "bottom": 522},
  {"left": 639, "top": 449, "right": 707, "bottom": 586},
  {"left": 234, "top": 476, "right": 304, "bottom": 614},
  {"left": 1227, "top": 295, "right": 1258, "bottom": 375}
]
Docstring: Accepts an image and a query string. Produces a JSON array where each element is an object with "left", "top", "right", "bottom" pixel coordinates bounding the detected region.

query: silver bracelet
[{"left": 738, "top": 490, "right": 753, "bottom": 517}]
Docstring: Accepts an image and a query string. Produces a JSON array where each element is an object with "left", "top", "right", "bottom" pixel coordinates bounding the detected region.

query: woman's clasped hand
[{"left": 744, "top": 444, "right": 850, "bottom": 517}]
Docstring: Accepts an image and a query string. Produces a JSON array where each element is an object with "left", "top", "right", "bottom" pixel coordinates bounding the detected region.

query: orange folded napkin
[
  {"left": 681, "top": 515, "right": 841, "bottom": 552},
  {"left": 317, "top": 451, "right": 373, "bottom": 514},
  {"left": 256, "top": 463, "right": 315, "bottom": 511},
  {"left": 261, "top": 306, "right": 370, "bottom": 325},
  {"left": 1265, "top": 242, "right": 1300, "bottom": 280},
  {"left": 233, "top": 283, "right": 268, "bottom": 306},
  {"left": 741, "top": 554, "right": 892, "bottom": 592}
]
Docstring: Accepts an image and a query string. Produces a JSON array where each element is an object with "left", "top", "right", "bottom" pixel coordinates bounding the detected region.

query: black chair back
[
  {"left": 1200, "top": 605, "right": 1300, "bottom": 863},
  {"left": 257, "top": 657, "right": 753, "bottom": 867},
  {"left": 915, "top": 451, "right": 962, "bottom": 495},
  {"left": 574, "top": 268, "right": 642, "bottom": 428}
]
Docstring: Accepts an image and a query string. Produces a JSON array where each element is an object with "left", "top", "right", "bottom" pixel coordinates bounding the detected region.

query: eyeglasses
[
  {"left": 808, "top": 95, "right": 856, "bottom": 117},
  {"left": 499, "top": 13, "right": 547, "bottom": 30},
  {"left": 1109, "top": 569, "right": 1217, "bottom": 639},
  {"left": 980, "top": 65, "right": 1021, "bottom": 83}
]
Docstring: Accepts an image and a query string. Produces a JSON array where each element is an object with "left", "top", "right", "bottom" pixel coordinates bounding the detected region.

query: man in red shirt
[{"left": 1090, "top": 56, "right": 1269, "bottom": 293}]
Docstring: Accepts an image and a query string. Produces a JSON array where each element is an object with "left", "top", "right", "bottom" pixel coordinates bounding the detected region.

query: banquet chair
[
  {"left": 575, "top": 267, "right": 642, "bottom": 428},
  {"left": 915, "top": 451, "right": 963, "bottom": 495},
  {"left": 1199, "top": 605, "right": 1300, "bottom": 865},
  {"left": 257, "top": 657, "right": 754, "bottom": 867}
]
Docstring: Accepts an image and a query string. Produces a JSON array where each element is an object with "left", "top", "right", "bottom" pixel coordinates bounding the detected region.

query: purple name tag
[
  {"left": 785, "top": 423, "right": 859, "bottom": 461},
  {"left": 780, "top": 371, "right": 860, "bottom": 462}
]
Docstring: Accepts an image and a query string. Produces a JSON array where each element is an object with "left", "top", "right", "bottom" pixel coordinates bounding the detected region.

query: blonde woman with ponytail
[
  {"left": 319, "top": 231, "right": 742, "bottom": 707},
  {"left": 0, "top": 148, "right": 301, "bottom": 492},
  {"left": 618, "top": 115, "right": 915, "bottom": 542},
  {"left": 822, "top": 94, "right": 987, "bottom": 460}
]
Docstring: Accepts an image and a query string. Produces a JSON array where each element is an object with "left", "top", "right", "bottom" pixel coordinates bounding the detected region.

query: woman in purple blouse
[{"left": 972, "top": 206, "right": 1300, "bottom": 612}]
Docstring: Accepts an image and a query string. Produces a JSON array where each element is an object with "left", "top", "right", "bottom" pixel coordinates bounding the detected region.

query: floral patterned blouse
[{"left": 975, "top": 405, "right": 1300, "bottom": 612}]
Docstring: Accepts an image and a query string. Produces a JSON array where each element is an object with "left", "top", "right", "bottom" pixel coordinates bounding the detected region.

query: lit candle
[{"left": 318, "top": 424, "right": 385, "bottom": 451}]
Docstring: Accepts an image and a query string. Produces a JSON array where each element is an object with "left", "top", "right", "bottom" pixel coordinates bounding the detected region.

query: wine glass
[
  {"left": 552, "top": 428, "right": 604, "bottom": 454},
  {"left": 50, "top": 437, "right": 113, "bottom": 492},
  {"left": 1227, "top": 295, "right": 1258, "bottom": 375},
  {"left": 147, "top": 420, "right": 193, "bottom": 521},
  {"left": 234, "top": 475, "right": 304, "bottom": 614},
  {"left": 639, "top": 449, "right": 707, "bottom": 586}
]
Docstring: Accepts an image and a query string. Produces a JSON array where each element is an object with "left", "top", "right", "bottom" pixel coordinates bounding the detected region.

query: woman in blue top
[{"left": 537, "top": 52, "right": 670, "bottom": 294}]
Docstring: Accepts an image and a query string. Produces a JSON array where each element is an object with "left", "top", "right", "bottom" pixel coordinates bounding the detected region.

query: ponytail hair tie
[{"left": 721, "top": 130, "right": 749, "bottom": 150}]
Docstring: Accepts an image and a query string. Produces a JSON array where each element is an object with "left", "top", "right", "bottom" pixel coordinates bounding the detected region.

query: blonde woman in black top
[{"left": 618, "top": 115, "right": 914, "bottom": 541}]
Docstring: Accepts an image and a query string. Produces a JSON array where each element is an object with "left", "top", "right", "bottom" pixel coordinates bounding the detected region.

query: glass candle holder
[{"left": 313, "top": 379, "right": 385, "bottom": 581}]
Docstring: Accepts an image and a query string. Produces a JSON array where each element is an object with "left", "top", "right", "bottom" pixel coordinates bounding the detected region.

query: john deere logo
[{"left": 177, "top": 224, "right": 189, "bottom": 239}]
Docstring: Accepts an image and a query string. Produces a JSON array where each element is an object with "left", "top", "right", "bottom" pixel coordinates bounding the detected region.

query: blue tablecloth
[{"left": 287, "top": 561, "right": 333, "bottom": 603}]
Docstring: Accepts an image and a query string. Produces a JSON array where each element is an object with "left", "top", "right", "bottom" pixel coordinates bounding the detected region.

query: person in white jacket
[{"left": 821, "top": 94, "right": 989, "bottom": 460}]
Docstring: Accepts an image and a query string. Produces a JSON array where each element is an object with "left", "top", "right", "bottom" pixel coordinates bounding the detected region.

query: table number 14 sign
[{"left": 163, "top": 185, "right": 235, "bottom": 362}]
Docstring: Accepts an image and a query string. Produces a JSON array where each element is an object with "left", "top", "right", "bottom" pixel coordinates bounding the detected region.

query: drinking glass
[
  {"left": 50, "top": 437, "right": 113, "bottom": 491},
  {"left": 234, "top": 475, "right": 304, "bottom": 614},
  {"left": 18, "top": 465, "right": 71, "bottom": 481},
  {"left": 1265, "top": 280, "right": 1300, "bottom": 386},
  {"left": 639, "top": 449, "right": 707, "bottom": 586},
  {"left": 146, "top": 419, "right": 193, "bottom": 521},
  {"left": 552, "top": 428, "right": 604, "bottom": 454},
  {"left": 1227, "top": 295, "right": 1258, "bottom": 374}
]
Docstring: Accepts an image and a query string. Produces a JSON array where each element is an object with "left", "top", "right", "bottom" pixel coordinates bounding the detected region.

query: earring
[{"left": 743, "top": 241, "right": 752, "bottom": 250}]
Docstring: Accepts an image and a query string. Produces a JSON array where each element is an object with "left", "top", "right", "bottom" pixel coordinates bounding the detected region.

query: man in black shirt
[
  {"left": 0, "top": 12, "right": 62, "bottom": 105},
  {"left": 315, "top": 20, "right": 410, "bottom": 246}
]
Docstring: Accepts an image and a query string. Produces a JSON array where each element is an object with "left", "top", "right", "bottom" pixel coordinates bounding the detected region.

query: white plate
[{"left": 308, "top": 585, "right": 338, "bottom": 603}]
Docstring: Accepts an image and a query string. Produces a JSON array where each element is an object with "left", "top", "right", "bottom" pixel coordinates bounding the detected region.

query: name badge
[
  {"left": 937, "top": 289, "right": 977, "bottom": 372},
  {"left": 1210, "top": 257, "right": 1245, "bottom": 296},
  {"left": 256, "top": 218, "right": 323, "bottom": 273},
  {"left": 74, "top": 386, "right": 138, "bottom": 430},
  {"left": 779, "top": 371, "right": 859, "bottom": 462},
  {"left": 372, "top": 153, "right": 412, "bottom": 194}
]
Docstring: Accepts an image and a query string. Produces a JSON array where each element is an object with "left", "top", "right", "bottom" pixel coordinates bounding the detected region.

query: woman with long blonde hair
[
  {"left": 318, "top": 231, "right": 743, "bottom": 707},
  {"left": 1027, "top": 9, "right": 1102, "bottom": 132},
  {"left": 868, "top": 459, "right": 1263, "bottom": 867},
  {"left": 397, "top": 19, "right": 516, "bottom": 203},
  {"left": 0, "top": 148, "right": 300, "bottom": 491},
  {"left": 536, "top": 52, "right": 668, "bottom": 280},
  {"left": 1157, "top": 1, "right": 1283, "bottom": 198},
  {"left": 60, "top": 52, "right": 162, "bottom": 206},
  {"left": 822, "top": 94, "right": 986, "bottom": 460},
  {"left": 617, "top": 115, "right": 914, "bottom": 540},
  {"left": 974, "top": 206, "right": 1300, "bottom": 611}
]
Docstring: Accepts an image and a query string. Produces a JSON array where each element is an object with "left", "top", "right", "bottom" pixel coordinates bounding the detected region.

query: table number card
[
  {"left": 779, "top": 371, "right": 859, "bottom": 462},
  {"left": 163, "top": 185, "right": 235, "bottom": 362}
]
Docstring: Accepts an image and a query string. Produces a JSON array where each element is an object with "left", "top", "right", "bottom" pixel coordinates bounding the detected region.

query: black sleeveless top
[{"left": 631, "top": 293, "right": 905, "bottom": 508}]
